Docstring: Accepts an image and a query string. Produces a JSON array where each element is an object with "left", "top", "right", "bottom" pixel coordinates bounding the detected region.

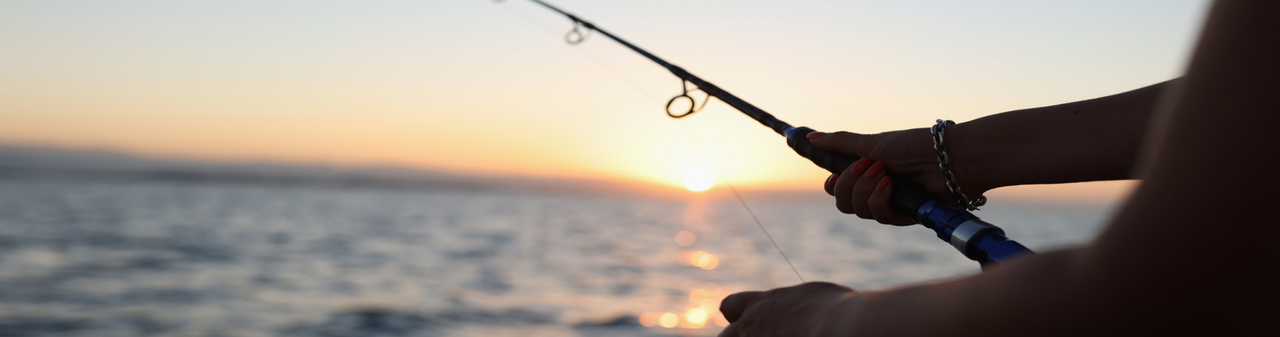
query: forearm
[
  {"left": 844, "top": 0, "right": 1280, "bottom": 334},
  {"left": 947, "top": 80, "right": 1176, "bottom": 191},
  {"left": 848, "top": 248, "right": 1099, "bottom": 336}
]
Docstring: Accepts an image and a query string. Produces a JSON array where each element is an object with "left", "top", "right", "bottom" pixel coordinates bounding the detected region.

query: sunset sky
[{"left": 1, "top": 0, "right": 1206, "bottom": 198}]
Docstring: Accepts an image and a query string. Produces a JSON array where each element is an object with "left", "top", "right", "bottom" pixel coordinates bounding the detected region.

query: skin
[
  {"left": 816, "top": 79, "right": 1172, "bottom": 225},
  {"left": 719, "top": 1, "right": 1280, "bottom": 336}
]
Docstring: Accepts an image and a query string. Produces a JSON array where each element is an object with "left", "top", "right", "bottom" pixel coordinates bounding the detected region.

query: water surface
[{"left": 0, "top": 177, "right": 1113, "bottom": 336}]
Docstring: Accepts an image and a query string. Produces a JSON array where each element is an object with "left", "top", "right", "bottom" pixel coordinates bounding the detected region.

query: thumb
[
  {"left": 720, "top": 291, "right": 764, "bottom": 323},
  {"left": 808, "top": 131, "right": 875, "bottom": 157}
]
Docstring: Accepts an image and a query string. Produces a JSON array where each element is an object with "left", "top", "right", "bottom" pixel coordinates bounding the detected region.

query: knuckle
[
  {"left": 835, "top": 200, "right": 853, "bottom": 213},
  {"left": 803, "top": 281, "right": 849, "bottom": 292}
]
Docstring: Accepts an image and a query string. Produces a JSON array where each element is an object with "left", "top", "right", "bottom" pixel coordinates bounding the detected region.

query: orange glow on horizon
[{"left": 0, "top": 0, "right": 1197, "bottom": 201}]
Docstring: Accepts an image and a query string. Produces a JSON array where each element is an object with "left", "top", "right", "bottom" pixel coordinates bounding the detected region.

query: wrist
[
  {"left": 941, "top": 121, "right": 997, "bottom": 196},
  {"left": 816, "top": 292, "right": 869, "bottom": 337}
]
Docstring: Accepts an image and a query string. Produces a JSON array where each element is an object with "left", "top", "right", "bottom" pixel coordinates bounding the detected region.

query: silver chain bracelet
[{"left": 931, "top": 119, "right": 986, "bottom": 211}]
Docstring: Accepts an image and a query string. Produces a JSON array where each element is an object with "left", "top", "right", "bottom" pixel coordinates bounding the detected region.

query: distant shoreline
[{"left": 0, "top": 144, "right": 730, "bottom": 200}]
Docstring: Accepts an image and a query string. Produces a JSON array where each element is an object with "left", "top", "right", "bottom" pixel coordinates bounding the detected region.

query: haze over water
[
  {"left": 0, "top": 165, "right": 1115, "bottom": 336},
  {"left": 0, "top": 0, "right": 1205, "bottom": 190}
]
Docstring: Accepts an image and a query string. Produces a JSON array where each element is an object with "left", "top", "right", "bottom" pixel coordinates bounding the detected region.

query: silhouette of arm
[
  {"left": 722, "top": 1, "right": 1280, "bottom": 335},
  {"left": 851, "top": 1, "right": 1280, "bottom": 335},
  {"left": 811, "top": 79, "right": 1173, "bottom": 224}
]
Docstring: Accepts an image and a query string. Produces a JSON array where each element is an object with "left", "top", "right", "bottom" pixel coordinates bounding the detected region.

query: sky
[{"left": 0, "top": 0, "right": 1207, "bottom": 199}]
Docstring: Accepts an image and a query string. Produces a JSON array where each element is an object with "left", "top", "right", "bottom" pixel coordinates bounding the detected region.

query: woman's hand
[
  {"left": 808, "top": 129, "right": 987, "bottom": 225},
  {"left": 718, "top": 282, "right": 864, "bottom": 337}
]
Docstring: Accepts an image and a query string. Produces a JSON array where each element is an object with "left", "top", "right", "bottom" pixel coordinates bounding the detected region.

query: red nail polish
[
  {"left": 806, "top": 132, "right": 826, "bottom": 139},
  {"left": 876, "top": 176, "right": 890, "bottom": 191},
  {"left": 865, "top": 161, "right": 886, "bottom": 178},
  {"left": 848, "top": 157, "right": 872, "bottom": 176}
]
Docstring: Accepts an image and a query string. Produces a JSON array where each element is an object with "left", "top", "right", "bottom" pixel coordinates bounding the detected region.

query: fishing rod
[{"left": 525, "top": 0, "right": 1032, "bottom": 266}]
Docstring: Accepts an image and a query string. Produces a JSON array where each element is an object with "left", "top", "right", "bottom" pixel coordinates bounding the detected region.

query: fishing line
[
  {"left": 675, "top": 122, "right": 805, "bottom": 283},
  {"left": 499, "top": 1, "right": 806, "bottom": 283},
  {"left": 499, "top": 3, "right": 663, "bottom": 105},
  {"left": 507, "top": 0, "right": 1034, "bottom": 267}
]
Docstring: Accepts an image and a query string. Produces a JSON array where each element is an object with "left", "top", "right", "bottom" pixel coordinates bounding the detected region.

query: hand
[
  {"left": 809, "top": 129, "right": 985, "bottom": 225},
  {"left": 718, "top": 282, "right": 864, "bottom": 337}
]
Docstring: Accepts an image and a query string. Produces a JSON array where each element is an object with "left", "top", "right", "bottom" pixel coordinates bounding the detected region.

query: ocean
[{"left": 0, "top": 176, "right": 1116, "bottom": 336}]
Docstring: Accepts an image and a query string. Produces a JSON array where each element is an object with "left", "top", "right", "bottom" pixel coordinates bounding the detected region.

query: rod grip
[{"left": 785, "top": 127, "right": 935, "bottom": 220}]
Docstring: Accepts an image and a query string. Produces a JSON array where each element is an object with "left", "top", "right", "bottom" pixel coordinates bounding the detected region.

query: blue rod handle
[{"left": 784, "top": 126, "right": 1034, "bottom": 265}]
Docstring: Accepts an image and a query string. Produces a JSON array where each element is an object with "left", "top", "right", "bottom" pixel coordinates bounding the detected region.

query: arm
[
  {"left": 949, "top": 79, "right": 1172, "bottom": 190},
  {"left": 859, "top": 1, "right": 1280, "bottom": 334},
  {"left": 723, "top": 0, "right": 1280, "bottom": 335},
  {"left": 811, "top": 79, "right": 1173, "bottom": 224}
]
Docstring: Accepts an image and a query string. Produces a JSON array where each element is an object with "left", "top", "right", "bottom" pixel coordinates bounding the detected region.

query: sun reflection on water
[
  {"left": 658, "top": 312, "right": 679, "bottom": 328},
  {"left": 677, "top": 250, "right": 720, "bottom": 270},
  {"left": 638, "top": 197, "right": 737, "bottom": 332},
  {"left": 639, "top": 313, "right": 659, "bottom": 327},
  {"left": 675, "top": 230, "right": 696, "bottom": 246},
  {"left": 641, "top": 284, "right": 734, "bottom": 331},
  {"left": 683, "top": 197, "right": 708, "bottom": 230},
  {"left": 682, "top": 307, "right": 709, "bottom": 328}
]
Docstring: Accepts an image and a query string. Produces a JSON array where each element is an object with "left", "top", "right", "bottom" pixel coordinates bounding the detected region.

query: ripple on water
[
  {"left": 0, "top": 178, "right": 1111, "bottom": 337},
  {"left": 282, "top": 307, "right": 559, "bottom": 336}
]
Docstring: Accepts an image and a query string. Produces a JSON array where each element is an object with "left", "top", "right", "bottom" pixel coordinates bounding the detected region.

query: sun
[{"left": 683, "top": 166, "right": 715, "bottom": 192}]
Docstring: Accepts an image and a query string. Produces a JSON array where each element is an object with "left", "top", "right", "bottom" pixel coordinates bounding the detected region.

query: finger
[
  {"left": 834, "top": 158, "right": 872, "bottom": 214},
  {"left": 851, "top": 161, "right": 886, "bottom": 219},
  {"left": 824, "top": 174, "right": 838, "bottom": 196},
  {"left": 808, "top": 131, "right": 874, "bottom": 157},
  {"left": 869, "top": 176, "right": 915, "bottom": 226},
  {"left": 719, "top": 291, "right": 764, "bottom": 323}
]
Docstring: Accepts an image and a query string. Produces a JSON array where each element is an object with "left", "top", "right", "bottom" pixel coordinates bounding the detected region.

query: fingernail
[
  {"left": 806, "top": 132, "right": 826, "bottom": 139},
  {"left": 865, "top": 161, "right": 886, "bottom": 178},
  {"left": 825, "top": 174, "right": 835, "bottom": 186},
  {"left": 848, "top": 157, "right": 872, "bottom": 176},
  {"left": 876, "top": 176, "right": 890, "bottom": 192}
]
